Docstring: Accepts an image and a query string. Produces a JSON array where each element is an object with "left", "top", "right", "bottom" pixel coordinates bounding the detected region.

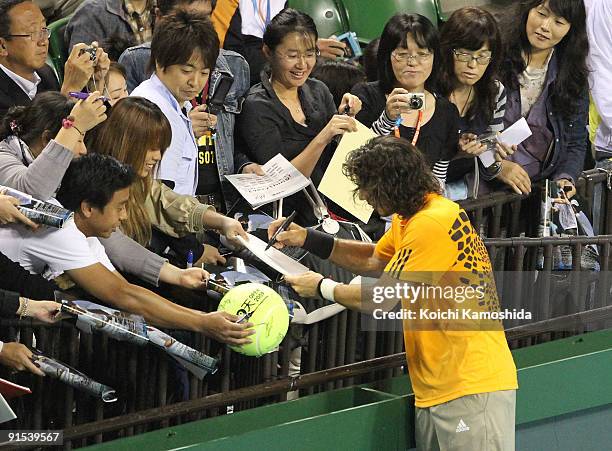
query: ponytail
[
  {"left": 0, "top": 106, "right": 27, "bottom": 142},
  {"left": 0, "top": 92, "right": 75, "bottom": 147}
]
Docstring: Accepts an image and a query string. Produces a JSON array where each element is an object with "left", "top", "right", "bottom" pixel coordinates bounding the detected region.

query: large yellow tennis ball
[{"left": 217, "top": 283, "right": 289, "bottom": 357}]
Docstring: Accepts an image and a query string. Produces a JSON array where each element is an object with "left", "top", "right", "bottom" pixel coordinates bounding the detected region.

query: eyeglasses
[
  {"left": 453, "top": 50, "right": 492, "bottom": 65},
  {"left": 275, "top": 49, "right": 320, "bottom": 63},
  {"left": 8, "top": 28, "right": 51, "bottom": 42},
  {"left": 391, "top": 50, "right": 433, "bottom": 63}
]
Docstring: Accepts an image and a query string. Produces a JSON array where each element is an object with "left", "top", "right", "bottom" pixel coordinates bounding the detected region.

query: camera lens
[
  {"left": 79, "top": 47, "right": 97, "bottom": 61},
  {"left": 409, "top": 96, "right": 423, "bottom": 110}
]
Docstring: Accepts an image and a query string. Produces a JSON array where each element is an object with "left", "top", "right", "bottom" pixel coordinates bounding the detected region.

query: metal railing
[
  {"left": 1, "top": 168, "right": 612, "bottom": 448},
  {"left": 5, "top": 306, "right": 611, "bottom": 451},
  {"left": 458, "top": 169, "right": 612, "bottom": 238},
  {"left": 3, "top": 235, "right": 611, "bottom": 448}
]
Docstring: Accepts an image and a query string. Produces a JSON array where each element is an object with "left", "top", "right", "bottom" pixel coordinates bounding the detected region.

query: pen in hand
[
  {"left": 68, "top": 91, "right": 110, "bottom": 102},
  {"left": 265, "top": 210, "right": 297, "bottom": 251}
]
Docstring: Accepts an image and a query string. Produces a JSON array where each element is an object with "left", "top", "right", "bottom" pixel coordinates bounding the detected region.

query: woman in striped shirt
[
  {"left": 438, "top": 7, "right": 521, "bottom": 199},
  {"left": 351, "top": 13, "right": 459, "bottom": 187}
]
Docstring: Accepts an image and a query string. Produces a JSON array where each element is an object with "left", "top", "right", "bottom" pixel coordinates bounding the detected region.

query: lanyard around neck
[{"left": 394, "top": 109, "right": 424, "bottom": 146}]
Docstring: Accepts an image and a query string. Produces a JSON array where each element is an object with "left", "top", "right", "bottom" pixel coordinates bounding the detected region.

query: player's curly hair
[{"left": 343, "top": 136, "right": 441, "bottom": 219}]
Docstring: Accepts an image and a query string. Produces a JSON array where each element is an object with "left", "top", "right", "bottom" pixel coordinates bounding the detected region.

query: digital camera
[
  {"left": 79, "top": 46, "right": 97, "bottom": 62},
  {"left": 477, "top": 131, "right": 498, "bottom": 152},
  {"left": 404, "top": 93, "right": 425, "bottom": 110}
]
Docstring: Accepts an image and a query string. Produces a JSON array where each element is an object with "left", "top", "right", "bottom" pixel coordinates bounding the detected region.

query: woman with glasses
[
  {"left": 438, "top": 7, "right": 521, "bottom": 199},
  {"left": 236, "top": 8, "right": 362, "bottom": 226},
  {"left": 498, "top": 0, "right": 589, "bottom": 198},
  {"left": 352, "top": 13, "right": 459, "bottom": 186}
]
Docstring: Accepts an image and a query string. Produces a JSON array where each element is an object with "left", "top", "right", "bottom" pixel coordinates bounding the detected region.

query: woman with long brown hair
[{"left": 90, "top": 96, "right": 247, "bottom": 265}]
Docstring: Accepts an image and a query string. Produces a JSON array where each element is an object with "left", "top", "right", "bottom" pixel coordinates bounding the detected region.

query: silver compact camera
[
  {"left": 477, "top": 131, "right": 498, "bottom": 152},
  {"left": 405, "top": 93, "right": 425, "bottom": 110},
  {"left": 79, "top": 46, "right": 97, "bottom": 62}
]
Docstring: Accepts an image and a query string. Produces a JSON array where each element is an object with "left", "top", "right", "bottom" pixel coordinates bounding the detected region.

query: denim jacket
[
  {"left": 66, "top": 0, "right": 140, "bottom": 51},
  {"left": 121, "top": 44, "right": 251, "bottom": 201},
  {"left": 504, "top": 53, "right": 589, "bottom": 183}
]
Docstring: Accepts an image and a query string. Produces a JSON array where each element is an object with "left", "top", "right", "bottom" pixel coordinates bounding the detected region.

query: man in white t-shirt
[
  {"left": 0, "top": 154, "right": 254, "bottom": 346},
  {"left": 1, "top": 210, "right": 117, "bottom": 281}
]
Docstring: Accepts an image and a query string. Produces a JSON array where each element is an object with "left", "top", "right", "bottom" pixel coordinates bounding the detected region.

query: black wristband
[{"left": 303, "top": 228, "right": 335, "bottom": 260}]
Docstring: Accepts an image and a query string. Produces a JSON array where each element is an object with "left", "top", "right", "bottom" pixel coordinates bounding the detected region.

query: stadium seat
[
  {"left": 47, "top": 16, "right": 71, "bottom": 83},
  {"left": 288, "top": 0, "right": 349, "bottom": 39},
  {"left": 341, "top": 0, "right": 443, "bottom": 43}
]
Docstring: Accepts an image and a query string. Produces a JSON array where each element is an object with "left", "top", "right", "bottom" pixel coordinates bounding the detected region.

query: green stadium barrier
[
  {"left": 288, "top": 0, "right": 349, "bottom": 38},
  {"left": 47, "top": 15, "right": 71, "bottom": 83},
  {"left": 342, "top": 0, "right": 442, "bottom": 43},
  {"left": 84, "top": 386, "right": 408, "bottom": 450},
  {"left": 84, "top": 329, "right": 612, "bottom": 450}
]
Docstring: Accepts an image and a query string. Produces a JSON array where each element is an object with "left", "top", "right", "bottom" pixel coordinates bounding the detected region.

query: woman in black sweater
[
  {"left": 352, "top": 13, "right": 460, "bottom": 186},
  {"left": 236, "top": 9, "right": 362, "bottom": 226}
]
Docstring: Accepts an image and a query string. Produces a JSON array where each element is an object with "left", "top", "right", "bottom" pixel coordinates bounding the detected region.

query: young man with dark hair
[
  {"left": 0, "top": 0, "right": 110, "bottom": 118},
  {"left": 272, "top": 136, "right": 518, "bottom": 451},
  {"left": 126, "top": 4, "right": 261, "bottom": 208},
  {"left": 0, "top": 154, "right": 254, "bottom": 345},
  {"left": 131, "top": 9, "right": 220, "bottom": 196},
  {"left": 119, "top": 0, "right": 220, "bottom": 93}
]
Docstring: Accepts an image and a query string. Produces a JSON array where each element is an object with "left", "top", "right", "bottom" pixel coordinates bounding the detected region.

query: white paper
[
  {"left": 224, "top": 154, "right": 311, "bottom": 209},
  {"left": 318, "top": 121, "right": 376, "bottom": 223},
  {"left": 237, "top": 233, "right": 309, "bottom": 276},
  {"left": 499, "top": 117, "right": 532, "bottom": 146},
  {"left": 478, "top": 150, "right": 497, "bottom": 168},
  {"left": 0, "top": 394, "right": 16, "bottom": 424}
]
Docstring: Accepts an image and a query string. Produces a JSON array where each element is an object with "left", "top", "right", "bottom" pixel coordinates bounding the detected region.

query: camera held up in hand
[
  {"left": 477, "top": 131, "right": 498, "bottom": 153},
  {"left": 406, "top": 93, "right": 425, "bottom": 110},
  {"left": 79, "top": 46, "right": 97, "bottom": 62}
]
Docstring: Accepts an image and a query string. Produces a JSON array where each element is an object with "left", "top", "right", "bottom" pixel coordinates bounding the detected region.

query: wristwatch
[{"left": 485, "top": 161, "right": 502, "bottom": 179}]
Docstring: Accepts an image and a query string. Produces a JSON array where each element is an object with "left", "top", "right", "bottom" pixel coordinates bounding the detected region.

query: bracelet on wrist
[
  {"left": 73, "top": 124, "right": 84, "bottom": 136},
  {"left": 19, "top": 297, "right": 29, "bottom": 319},
  {"left": 62, "top": 116, "right": 85, "bottom": 136}
]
